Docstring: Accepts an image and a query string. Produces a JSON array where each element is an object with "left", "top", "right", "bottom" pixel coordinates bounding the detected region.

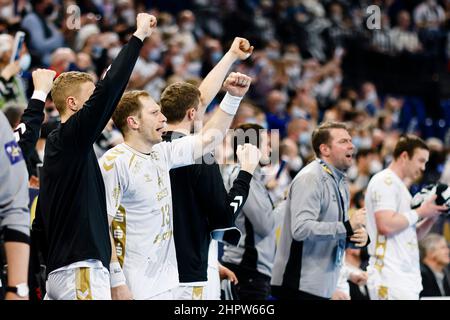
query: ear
[
  {"left": 126, "top": 116, "right": 139, "bottom": 130},
  {"left": 187, "top": 108, "right": 196, "bottom": 121},
  {"left": 400, "top": 150, "right": 410, "bottom": 161},
  {"left": 66, "top": 96, "right": 77, "bottom": 112},
  {"left": 319, "top": 143, "right": 330, "bottom": 157}
]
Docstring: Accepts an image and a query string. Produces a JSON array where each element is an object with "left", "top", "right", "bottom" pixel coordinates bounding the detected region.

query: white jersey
[
  {"left": 100, "top": 137, "right": 196, "bottom": 299},
  {"left": 365, "top": 168, "right": 422, "bottom": 298}
]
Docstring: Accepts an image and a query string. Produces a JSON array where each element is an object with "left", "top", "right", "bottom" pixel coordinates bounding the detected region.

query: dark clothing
[
  {"left": 16, "top": 98, "right": 45, "bottom": 177},
  {"left": 223, "top": 262, "right": 271, "bottom": 300},
  {"left": 34, "top": 36, "right": 142, "bottom": 276},
  {"left": 162, "top": 131, "right": 252, "bottom": 284},
  {"left": 271, "top": 285, "right": 329, "bottom": 300},
  {"left": 420, "top": 264, "right": 450, "bottom": 297}
]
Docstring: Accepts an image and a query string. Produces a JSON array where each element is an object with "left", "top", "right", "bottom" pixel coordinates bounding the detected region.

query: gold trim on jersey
[
  {"left": 102, "top": 148, "right": 125, "bottom": 171},
  {"left": 192, "top": 286, "right": 204, "bottom": 300},
  {"left": 128, "top": 153, "right": 136, "bottom": 168},
  {"left": 112, "top": 205, "right": 127, "bottom": 268},
  {"left": 377, "top": 285, "right": 389, "bottom": 300},
  {"left": 374, "top": 233, "right": 387, "bottom": 272},
  {"left": 75, "top": 268, "right": 92, "bottom": 300}
]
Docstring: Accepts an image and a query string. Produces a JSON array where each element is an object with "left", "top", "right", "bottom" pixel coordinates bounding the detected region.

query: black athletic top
[
  {"left": 163, "top": 131, "right": 252, "bottom": 283},
  {"left": 34, "top": 35, "right": 143, "bottom": 276}
]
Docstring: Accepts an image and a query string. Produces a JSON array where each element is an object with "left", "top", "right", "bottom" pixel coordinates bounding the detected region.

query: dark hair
[
  {"left": 160, "top": 82, "right": 200, "bottom": 124},
  {"left": 356, "top": 148, "right": 373, "bottom": 161},
  {"left": 393, "top": 135, "right": 428, "bottom": 160},
  {"left": 311, "top": 121, "right": 349, "bottom": 157},
  {"left": 232, "top": 123, "right": 264, "bottom": 161}
]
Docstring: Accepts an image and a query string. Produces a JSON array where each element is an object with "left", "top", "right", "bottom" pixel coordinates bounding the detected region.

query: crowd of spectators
[{"left": 0, "top": 0, "right": 448, "bottom": 299}]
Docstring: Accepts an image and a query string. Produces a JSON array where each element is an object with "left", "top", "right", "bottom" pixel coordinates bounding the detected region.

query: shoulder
[
  {"left": 368, "top": 169, "right": 396, "bottom": 188},
  {"left": 99, "top": 144, "right": 130, "bottom": 171}
]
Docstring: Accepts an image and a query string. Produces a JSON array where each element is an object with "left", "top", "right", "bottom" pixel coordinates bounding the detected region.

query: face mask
[
  {"left": 289, "top": 156, "right": 303, "bottom": 171},
  {"left": 19, "top": 53, "right": 31, "bottom": 71},
  {"left": 298, "top": 131, "right": 310, "bottom": 145},
  {"left": 369, "top": 160, "right": 383, "bottom": 175},
  {"left": 181, "top": 22, "right": 195, "bottom": 32},
  {"left": 366, "top": 91, "right": 377, "bottom": 103},
  {"left": 266, "top": 49, "right": 280, "bottom": 60},
  {"left": 121, "top": 9, "right": 135, "bottom": 26},
  {"left": 352, "top": 136, "right": 361, "bottom": 149},
  {"left": 286, "top": 66, "right": 301, "bottom": 78},
  {"left": 211, "top": 51, "right": 222, "bottom": 64},
  {"left": 92, "top": 45, "right": 103, "bottom": 59},
  {"left": 291, "top": 107, "right": 307, "bottom": 119},
  {"left": 44, "top": 3, "right": 54, "bottom": 17},
  {"left": 275, "top": 102, "right": 286, "bottom": 113},
  {"left": 148, "top": 48, "right": 162, "bottom": 61},
  {"left": 359, "top": 137, "right": 372, "bottom": 149},
  {"left": 331, "top": 14, "right": 343, "bottom": 23},
  {"left": 0, "top": 5, "right": 13, "bottom": 18}
]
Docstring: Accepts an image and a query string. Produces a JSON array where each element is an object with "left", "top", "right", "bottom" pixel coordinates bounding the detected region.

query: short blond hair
[{"left": 51, "top": 71, "right": 94, "bottom": 116}]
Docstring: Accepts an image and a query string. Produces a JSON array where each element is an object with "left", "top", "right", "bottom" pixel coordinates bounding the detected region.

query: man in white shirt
[
  {"left": 365, "top": 135, "right": 447, "bottom": 300},
  {"left": 100, "top": 70, "right": 252, "bottom": 299}
]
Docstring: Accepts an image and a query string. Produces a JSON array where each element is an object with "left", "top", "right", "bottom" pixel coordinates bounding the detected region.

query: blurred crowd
[{"left": 0, "top": 0, "right": 449, "bottom": 299}]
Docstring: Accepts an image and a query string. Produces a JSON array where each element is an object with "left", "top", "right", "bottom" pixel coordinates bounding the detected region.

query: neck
[
  {"left": 166, "top": 121, "right": 191, "bottom": 135},
  {"left": 388, "top": 160, "right": 405, "bottom": 180},
  {"left": 424, "top": 258, "right": 445, "bottom": 273},
  {"left": 124, "top": 134, "right": 154, "bottom": 154}
]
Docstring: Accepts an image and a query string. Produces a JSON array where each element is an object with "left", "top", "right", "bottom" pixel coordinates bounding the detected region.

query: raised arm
[
  {"left": 63, "top": 14, "right": 157, "bottom": 148},
  {"left": 194, "top": 72, "right": 251, "bottom": 156},
  {"left": 16, "top": 69, "right": 55, "bottom": 167},
  {"left": 197, "top": 37, "right": 253, "bottom": 116}
]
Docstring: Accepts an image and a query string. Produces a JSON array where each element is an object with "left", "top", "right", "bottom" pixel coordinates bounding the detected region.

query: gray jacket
[
  {"left": 0, "top": 112, "right": 30, "bottom": 237},
  {"left": 221, "top": 165, "right": 276, "bottom": 277},
  {"left": 271, "top": 159, "right": 353, "bottom": 298}
]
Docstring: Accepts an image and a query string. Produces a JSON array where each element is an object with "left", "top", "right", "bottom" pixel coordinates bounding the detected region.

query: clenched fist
[
  {"left": 32, "top": 69, "right": 56, "bottom": 95},
  {"left": 228, "top": 37, "right": 254, "bottom": 60},
  {"left": 134, "top": 13, "right": 157, "bottom": 41},
  {"left": 237, "top": 143, "right": 262, "bottom": 175},
  {"left": 223, "top": 72, "right": 252, "bottom": 98}
]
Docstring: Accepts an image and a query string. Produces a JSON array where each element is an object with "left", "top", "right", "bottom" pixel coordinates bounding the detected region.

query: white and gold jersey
[
  {"left": 365, "top": 168, "right": 422, "bottom": 298},
  {"left": 100, "top": 137, "right": 196, "bottom": 299}
]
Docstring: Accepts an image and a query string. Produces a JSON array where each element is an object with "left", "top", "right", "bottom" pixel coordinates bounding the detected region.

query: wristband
[
  {"left": 219, "top": 92, "right": 243, "bottom": 115},
  {"left": 31, "top": 90, "right": 48, "bottom": 102},
  {"left": 110, "top": 262, "right": 126, "bottom": 288},
  {"left": 403, "top": 210, "right": 419, "bottom": 227}
]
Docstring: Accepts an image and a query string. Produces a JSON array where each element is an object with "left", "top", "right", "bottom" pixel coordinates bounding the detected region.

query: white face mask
[
  {"left": 181, "top": 22, "right": 195, "bottom": 32},
  {"left": 369, "top": 160, "right": 383, "bottom": 174},
  {"left": 19, "top": 53, "right": 31, "bottom": 71},
  {"left": 288, "top": 156, "right": 303, "bottom": 171},
  {"left": 0, "top": 5, "right": 14, "bottom": 18}
]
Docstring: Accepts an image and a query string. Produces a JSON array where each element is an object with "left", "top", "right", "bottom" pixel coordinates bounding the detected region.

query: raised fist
[
  {"left": 134, "top": 13, "right": 157, "bottom": 41},
  {"left": 228, "top": 37, "right": 254, "bottom": 60},
  {"left": 32, "top": 69, "right": 56, "bottom": 94},
  {"left": 223, "top": 72, "right": 252, "bottom": 98}
]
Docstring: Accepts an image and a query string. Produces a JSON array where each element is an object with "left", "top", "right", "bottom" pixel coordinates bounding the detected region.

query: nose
[{"left": 160, "top": 113, "right": 167, "bottom": 123}]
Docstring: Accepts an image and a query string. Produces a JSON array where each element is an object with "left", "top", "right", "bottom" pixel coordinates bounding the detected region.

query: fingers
[{"left": 228, "top": 72, "right": 251, "bottom": 87}]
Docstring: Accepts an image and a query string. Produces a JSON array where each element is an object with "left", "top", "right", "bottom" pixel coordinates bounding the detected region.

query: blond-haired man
[{"left": 33, "top": 13, "right": 157, "bottom": 300}]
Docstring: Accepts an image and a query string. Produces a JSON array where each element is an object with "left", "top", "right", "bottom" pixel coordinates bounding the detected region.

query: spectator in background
[
  {"left": 21, "top": 0, "right": 64, "bottom": 66},
  {"left": 390, "top": 11, "right": 422, "bottom": 54},
  {"left": 48, "top": 48, "right": 76, "bottom": 77},
  {"left": 129, "top": 33, "right": 165, "bottom": 101},
  {"left": 0, "top": 34, "right": 28, "bottom": 110},
  {"left": 221, "top": 123, "right": 276, "bottom": 300},
  {"left": 265, "top": 89, "right": 290, "bottom": 138},
  {"left": 419, "top": 233, "right": 450, "bottom": 297}
]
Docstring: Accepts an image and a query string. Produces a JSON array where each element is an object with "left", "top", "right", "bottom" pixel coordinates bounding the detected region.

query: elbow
[
  {"left": 291, "top": 224, "right": 308, "bottom": 242},
  {"left": 377, "top": 224, "right": 394, "bottom": 237}
]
